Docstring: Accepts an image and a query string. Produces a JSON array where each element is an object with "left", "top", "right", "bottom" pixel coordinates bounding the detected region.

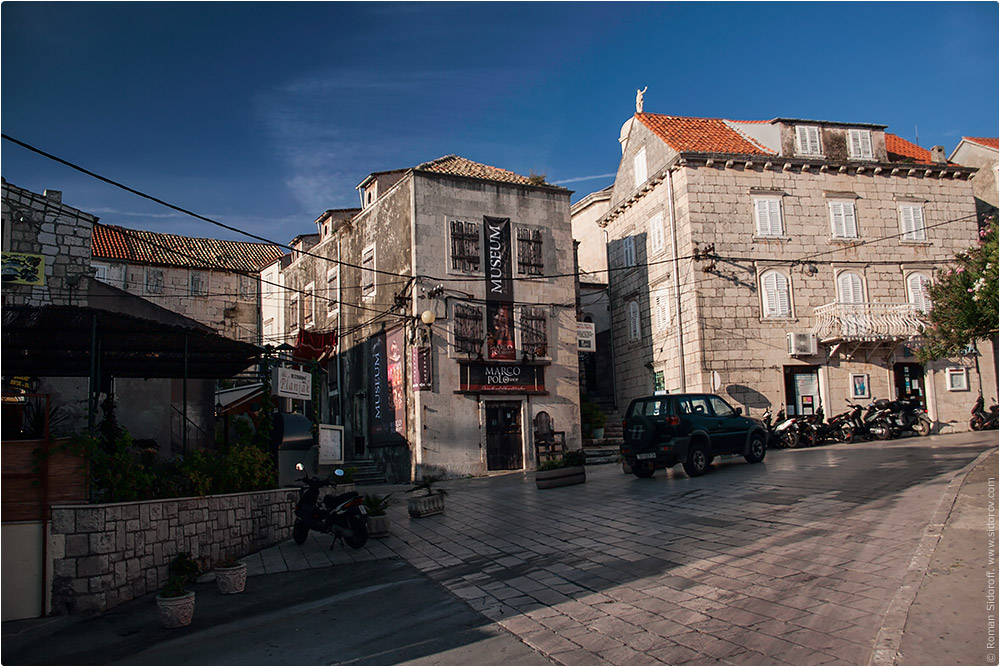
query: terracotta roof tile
[
  {"left": 885, "top": 133, "right": 934, "bottom": 164},
  {"left": 92, "top": 223, "right": 285, "bottom": 273},
  {"left": 414, "top": 155, "right": 541, "bottom": 186},
  {"left": 965, "top": 136, "right": 999, "bottom": 150},
  {"left": 634, "top": 113, "right": 775, "bottom": 155}
]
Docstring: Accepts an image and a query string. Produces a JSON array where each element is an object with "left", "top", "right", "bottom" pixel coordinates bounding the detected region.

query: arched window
[
  {"left": 907, "top": 272, "right": 932, "bottom": 312},
  {"left": 836, "top": 271, "right": 865, "bottom": 304},
  {"left": 760, "top": 270, "right": 791, "bottom": 318},
  {"left": 627, "top": 301, "right": 641, "bottom": 341}
]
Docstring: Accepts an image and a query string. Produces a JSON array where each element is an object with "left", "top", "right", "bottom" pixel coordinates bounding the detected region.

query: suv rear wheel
[
  {"left": 632, "top": 462, "right": 655, "bottom": 478},
  {"left": 682, "top": 444, "right": 710, "bottom": 477}
]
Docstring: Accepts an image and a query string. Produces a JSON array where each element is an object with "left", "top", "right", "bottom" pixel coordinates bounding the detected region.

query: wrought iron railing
[{"left": 812, "top": 302, "right": 926, "bottom": 342}]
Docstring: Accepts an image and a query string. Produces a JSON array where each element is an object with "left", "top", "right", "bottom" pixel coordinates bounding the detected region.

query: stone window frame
[
  {"left": 653, "top": 283, "right": 671, "bottom": 331},
  {"left": 847, "top": 129, "right": 874, "bottom": 160},
  {"left": 648, "top": 212, "right": 665, "bottom": 255},
  {"left": 946, "top": 367, "right": 969, "bottom": 392},
  {"left": 898, "top": 203, "right": 927, "bottom": 242},
  {"left": 238, "top": 274, "right": 257, "bottom": 302},
  {"left": 518, "top": 305, "right": 548, "bottom": 358},
  {"left": 327, "top": 266, "right": 340, "bottom": 317},
  {"left": 623, "top": 235, "right": 637, "bottom": 268},
  {"left": 827, "top": 199, "right": 859, "bottom": 239},
  {"left": 515, "top": 226, "right": 544, "bottom": 276},
  {"left": 752, "top": 195, "right": 785, "bottom": 238},
  {"left": 759, "top": 268, "right": 793, "bottom": 319},
  {"left": 835, "top": 269, "right": 866, "bottom": 304},
  {"left": 795, "top": 125, "right": 822, "bottom": 156},
  {"left": 905, "top": 271, "right": 933, "bottom": 313},
  {"left": 145, "top": 267, "right": 164, "bottom": 295},
  {"left": 453, "top": 303, "right": 484, "bottom": 357},
  {"left": 189, "top": 270, "right": 207, "bottom": 297},
  {"left": 361, "top": 244, "right": 376, "bottom": 300},
  {"left": 449, "top": 219, "right": 482, "bottom": 274}
]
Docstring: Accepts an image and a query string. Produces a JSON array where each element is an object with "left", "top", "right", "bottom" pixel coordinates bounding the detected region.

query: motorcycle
[
  {"left": 970, "top": 395, "right": 999, "bottom": 431},
  {"left": 773, "top": 411, "right": 816, "bottom": 449},
  {"left": 888, "top": 396, "right": 933, "bottom": 437},
  {"left": 864, "top": 398, "right": 899, "bottom": 440},
  {"left": 292, "top": 463, "right": 369, "bottom": 549},
  {"left": 761, "top": 406, "right": 785, "bottom": 448},
  {"left": 826, "top": 404, "right": 860, "bottom": 443}
]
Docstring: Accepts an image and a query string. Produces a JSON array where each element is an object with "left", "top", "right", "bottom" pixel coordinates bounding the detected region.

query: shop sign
[
  {"left": 271, "top": 367, "right": 311, "bottom": 400},
  {"left": 459, "top": 362, "right": 545, "bottom": 393},
  {"left": 1, "top": 252, "right": 45, "bottom": 286},
  {"left": 577, "top": 321, "right": 596, "bottom": 351},
  {"left": 412, "top": 346, "right": 432, "bottom": 391}
]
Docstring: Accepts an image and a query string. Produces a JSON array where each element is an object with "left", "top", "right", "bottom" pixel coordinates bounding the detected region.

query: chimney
[
  {"left": 44, "top": 189, "right": 62, "bottom": 204},
  {"left": 930, "top": 146, "right": 947, "bottom": 164}
]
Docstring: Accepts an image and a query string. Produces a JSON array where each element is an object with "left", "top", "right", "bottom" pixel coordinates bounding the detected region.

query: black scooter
[
  {"left": 292, "top": 463, "right": 369, "bottom": 549},
  {"left": 970, "top": 395, "right": 999, "bottom": 431}
]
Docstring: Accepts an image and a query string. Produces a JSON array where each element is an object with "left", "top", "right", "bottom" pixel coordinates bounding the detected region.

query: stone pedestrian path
[{"left": 248, "top": 432, "right": 995, "bottom": 666}]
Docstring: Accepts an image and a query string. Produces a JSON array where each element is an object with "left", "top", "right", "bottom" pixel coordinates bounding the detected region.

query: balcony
[{"left": 812, "top": 302, "right": 926, "bottom": 344}]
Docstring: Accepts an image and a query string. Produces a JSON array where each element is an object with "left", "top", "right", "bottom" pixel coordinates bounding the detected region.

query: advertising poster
[
  {"left": 386, "top": 327, "right": 406, "bottom": 436},
  {"left": 370, "top": 328, "right": 406, "bottom": 442},
  {"left": 484, "top": 216, "right": 515, "bottom": 360}
]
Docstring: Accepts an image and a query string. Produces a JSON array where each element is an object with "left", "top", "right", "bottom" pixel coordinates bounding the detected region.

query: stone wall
[{"left": 49, "top": 488, "right": 296, "bottom": 614}]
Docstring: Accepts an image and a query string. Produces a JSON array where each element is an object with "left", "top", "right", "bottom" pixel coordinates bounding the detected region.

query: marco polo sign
[{"left": 458, "top": 362, "right": 546, "bottom": 394}]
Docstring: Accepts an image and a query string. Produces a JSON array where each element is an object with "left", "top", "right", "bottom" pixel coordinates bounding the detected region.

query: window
[
  {"left": 190, "top": 271, "right": 207, "bottom": 296},
  {"left": 795, "top": 126, "right": 822, "bottom": 156},
  {"left": 263, "top": 318, "right": 274, "bottom": 339},
  {"left": 450, "top": 220, "right": 480, "bottom": 273},
  {"left": 907, "top": 272, "right": 932, "bottom": 312},
  {"left": 93, "top": 263, "right": 110, "bottom": 285},
  {"left": 760, "top": 270, "right": 791, "bottom": 318},
  {"left": 303, "top": 282, "right": 315, "bottom": 328},
  {"left": 648, "top": 212, "right": 664, "bottom": 254},
  {"left": 454, "top": 304, "right": 483, "bottom": 355},
  {"left": 327, "top": 267, "right": 340, "bottom": 316},
  {"left": 623, "top": 236, "right": 636, "bottom": 268},
  {"left": 516, "top": 227, "right": 543, "bottom": 275},
  {"left": 708, "top": 395, "right": 737, "bottom": 418},
  {"left": 829, "top": 201, "right": 859, "bottom": 239},
  {"left": 836, "top": 271, "right": 865, "bottom": 304},
  {"left": 633, "top": 147, "right": 647, "bottom": 187},
  {"left": 654, "top": 285, "right": 670, "bottom": 331},
  {"left": 627, "top": 300, "right": 641, "bottom": 341},
  {"left": 848, "top": 129, "right": 874, "bottom": 159},
  {"left": 289, "top": 296, "right": 300, "bottom": 332},
  {"left": 753, "top": 197, "right": 784, "bottom": 237},
  {"left": 520, "top": 306, "right": 548, "bottom": 356},
  {"left": 899, "top": 204, "right": 927, "bottom": 241},
  {"left": 238, "top": 274, "right": 257, "bottom": 302},
  {"left": 145, "top": 267, "right": 163, "bottom": 294},
  {"left": 946, "top": 367, "right": 969, "bottom": 391},
  {"left": 361, "top": 244, "right": 376, "bottom": 298}
]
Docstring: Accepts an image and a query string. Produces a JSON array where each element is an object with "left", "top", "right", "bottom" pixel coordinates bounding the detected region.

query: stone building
[
  {"left": 90, "top": 223, "right": 284, "bottom": 344},
  {"left": 592, "top": 110, "right": 987, "bottom": 430},
  {"left": 949, "top": 136, "right": 999, "bottom": 222},
  {"left": 279, "top": 156, "right": 580, "bottom": 482}
]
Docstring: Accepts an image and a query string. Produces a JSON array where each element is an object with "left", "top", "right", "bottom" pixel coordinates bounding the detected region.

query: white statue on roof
[{"left": 636, "top": 86, "right": 647, "bottom": 113}]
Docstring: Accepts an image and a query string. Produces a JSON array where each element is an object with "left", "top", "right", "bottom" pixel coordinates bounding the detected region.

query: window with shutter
[
  {"left": 190, "top": 271, "right": 206, "bottom": 296},
  {"left": 649, "top": 212, "right": 664, "bottom": 254},
  {"left": 623, "top": 236, "right": 636, "bottom": 268},
  {"left": 754, "top": 197, "right": 784, "bottom": 237},
  {"left": 829, "top": 201, "right": 859, "bottom": 239},
  {"left": 361, "top": 244, "right": 376, "bottom": 297},
  {"left": 454, "top": 304, "right": 483, "bottom": 355},
  {"left": 795, "top": 126, "right": 822, "bottom": 155},
  {"left": 327, "top": 267, "right": 339, "bottom": 316},
  {"left": 634, "top": 147, "right": 647, "bottom": 188},
  {"left": 304, "top": 283, "right": 315, "bottom": 328},
  {"left": 627, "top": 301, "right": 641, "bottom": 341},
  {"left": 836, "top": 271, "right": 865, "bottom": 303},
  {"left": 145, "top": 268, "right": 163, "bottom": 294},
  {"left": 907, "top": 272, "right": 932, "bottom": 312},
  {"left": 519, "top": 306, "right": 548, "bottom": 356},
  {"left": 848, "top": 129, "right": 874, "bottom": 159},
  {"left": 654, "top": 286, "right": 670, "bottom": 331},
  {"left": 760, "top": 270, "right": 791, "bottom": 318},
  {"left": 899, "top": 205, "right": 926, "bottom": 241},
  {"left": 289, "top": 296, "right": 300, "bottom": 332},
  {"left": 450, "top": 220, "right": 481, "bottom": 273},
  {"left": 516, "top": 227, "right": 544, "bottom": 275}
]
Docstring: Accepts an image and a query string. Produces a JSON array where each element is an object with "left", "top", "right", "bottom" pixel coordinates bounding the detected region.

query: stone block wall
[{"left": 49, "top": 488, "right": 296, "bottom": 614}]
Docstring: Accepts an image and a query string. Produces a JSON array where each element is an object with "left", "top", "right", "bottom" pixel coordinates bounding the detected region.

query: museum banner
[
  {"left": 369, "top": 328, "right": 406, "bottom": 442},
  {"left": 484, "top": 216, "right": 515, "bottom": 360}
]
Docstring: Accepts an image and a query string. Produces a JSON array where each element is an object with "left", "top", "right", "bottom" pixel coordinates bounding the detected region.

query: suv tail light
[{"left": 666, "top": 415, "right": 680, "bottom": 426}]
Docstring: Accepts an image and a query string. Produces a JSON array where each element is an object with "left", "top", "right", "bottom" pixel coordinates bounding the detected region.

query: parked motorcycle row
[
  {"left": 969, "top": 395, "right": 999, "bottom": 431},
  {"left": 761, "top": 396, "right": 934, "bottom": 450}
]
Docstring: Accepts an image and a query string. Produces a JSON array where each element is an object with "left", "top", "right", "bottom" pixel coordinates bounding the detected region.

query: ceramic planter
[
  {"left": 214, "top": 562, "right": 247, "bottom": 595},
  {"left": 368, "top": 514, "right": 390, "bottom": 537},
  {"left": 156, "top": 591, "right": 195, "bottom": 628},
  {"left": 591, "top": 427, "right": 605, "bottom": 440},
  {"left": 535, "top": 465, "right": 586, "bottom": 489},
  {"left": 408, "top": 493, "right": 445, "bottom": 518}
]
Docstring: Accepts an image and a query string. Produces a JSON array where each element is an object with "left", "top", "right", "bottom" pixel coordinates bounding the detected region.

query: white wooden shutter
[
  {"left": 829, "top": 201, "right": 858, "bottom": 238},
  {"left": 837, "top": 271, "right": 864, "bottom": 303},
  {"left": 628, "top": 301, "right": 641, "bottom": 341},
  {"left": 755, "top": 198, "right": 783, "bottom": 236},
  {"left": 796, "top": 126, "right": 820, "bottom": 155},
  {"left": 900, "top": 205, "right": 926, "bottom": 240},
  {"left": 633, "top": 147, "right": 647, "bottom": 187},
  {"left": 908, "top": 273, "right": 932, "bottom": 312},
  {"left": 623, "top": 236, "right": 636, "bottom": 267},
  {"left": 762, "top": 271, "right": 791, "bottom": 318},
  {"left": 649, "top": 213, "right": 664, "bottom": 253},
  {"left": 849, "top": 129, "right": 873, "bottom": 159},
  {"left": 655, "top": 287, "right": 670, "bottom": 331}
]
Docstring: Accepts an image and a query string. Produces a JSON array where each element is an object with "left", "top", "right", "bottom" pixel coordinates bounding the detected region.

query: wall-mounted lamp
[{"left": 420, "top": 310, "right": 436, "bottom": 326}]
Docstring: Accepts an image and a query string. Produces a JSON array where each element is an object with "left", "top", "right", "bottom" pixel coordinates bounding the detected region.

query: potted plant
[
  {"left": 407, "top": 476, "right": 447, "bottom": 518},
  {"left": 535, "top": 449, "right": 587, "bottom": 489},
  {"left": 213, "top": 554, "right": 247, "bottom": 595},
  {"left": 581, "top": 398, "right": 607, "bottom": 440},
  {"left": 364, "top": 493, "right": 393, "bottom": 537},
  {"left": 156, "top": 552, "right": 200, "bottom": 628}
]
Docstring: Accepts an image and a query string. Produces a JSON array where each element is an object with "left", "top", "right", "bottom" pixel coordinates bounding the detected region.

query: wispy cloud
[{"left": 552, "top": 173, "right": 616, "bottom": 185}]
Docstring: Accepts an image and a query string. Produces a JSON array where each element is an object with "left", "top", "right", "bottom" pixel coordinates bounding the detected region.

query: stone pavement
[{"left": 240, "top": 430, "right": 996, "bottom": 666}]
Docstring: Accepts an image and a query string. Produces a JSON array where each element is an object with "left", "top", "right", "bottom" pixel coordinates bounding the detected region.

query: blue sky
[{"left": 3, "top": 2, "right": 997, "bottom": 242}]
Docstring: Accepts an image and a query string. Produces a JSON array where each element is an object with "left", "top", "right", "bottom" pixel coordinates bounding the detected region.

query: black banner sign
[
  {"left": 369, "top": 328, "right": 406, "bottom": 442},
  {"left": 484, "top": 216, "right": 515, "bottom": 360},
  {"left": 459, "top": 362, "right": 545, "bottom": 393}
]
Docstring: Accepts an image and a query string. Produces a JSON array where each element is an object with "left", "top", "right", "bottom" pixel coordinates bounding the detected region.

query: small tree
[{"left": 918, "top": 219, "right": 999, "bottom": 365}]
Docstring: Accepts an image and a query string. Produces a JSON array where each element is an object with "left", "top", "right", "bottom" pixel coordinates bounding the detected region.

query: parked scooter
[
  {"left": 888, "top": 396, "right": 933, "bottom": 437},
  {"left": 773, "top": 411, "right": 816, "bottom": 449},
  {"left": 292, "top": 463, "right": 369, "bottom": 549},
  {"left": 970, "top": 395, "right": 999, "bottom": 431},
  {"left": 761, "top": 406, "right": 785, "bottom": 448},
  {"left": 864, "top": 398, "right": 899, "bottom": 440},
  {"left": 826, "top": 404, "right": 860, "bottom": 443}
]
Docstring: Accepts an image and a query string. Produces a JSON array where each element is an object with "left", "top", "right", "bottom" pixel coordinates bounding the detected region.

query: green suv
[{"left": 621, "top": 393, "right": 767, "bottom": 478}]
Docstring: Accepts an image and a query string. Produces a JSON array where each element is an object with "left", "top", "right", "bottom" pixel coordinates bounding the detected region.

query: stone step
[{"left": 344, "top": 459, "right": 388, "bottom": 486}]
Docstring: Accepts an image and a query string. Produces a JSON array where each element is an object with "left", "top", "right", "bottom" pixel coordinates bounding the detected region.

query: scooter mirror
[
  {"left": 334, "top": 469, "right": 345, "bottom": 477},
  {"left": 295, "top": 463, "right": 304, "bottom": 471}
]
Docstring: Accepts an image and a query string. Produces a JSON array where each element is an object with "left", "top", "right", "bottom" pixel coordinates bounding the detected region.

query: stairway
[
  {"left": 347, "top": 458, "right": 387, "bottom": 485},
  {"left": 583, "top": 396, "right": 624, "bottom": 465}
]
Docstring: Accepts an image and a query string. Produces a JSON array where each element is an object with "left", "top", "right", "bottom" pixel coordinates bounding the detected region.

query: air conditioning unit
[{"left": 787, "top": 332, "right": 817, "bottom": 356}]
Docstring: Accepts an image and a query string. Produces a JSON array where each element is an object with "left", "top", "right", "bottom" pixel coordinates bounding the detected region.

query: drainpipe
[{"left": 667, "top": 168, "right": 686, "bottom": 393}]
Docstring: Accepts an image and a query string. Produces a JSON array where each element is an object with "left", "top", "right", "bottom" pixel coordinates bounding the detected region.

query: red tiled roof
[
  {"left": 885, "top": 133, "right": 934, "bottom": 164},
  {"left": 414, "top": 155, "right": 543, "bottom": 186},
  {"left": 634, "top": 113, "right": 775, "bottom": 155},
  {"left": 965, "top": 136, "right": 999, "bottom": 150},
  {"left": 92, "top": 223, "right": 285, "bottom": 273}
]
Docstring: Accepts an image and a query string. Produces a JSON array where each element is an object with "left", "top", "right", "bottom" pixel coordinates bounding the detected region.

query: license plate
[
  {"left": 358, "top": 506, "right": 368, "bottom": 515},
  {"left": 636, "top": 452, "right": 656, "bottom": 460}
]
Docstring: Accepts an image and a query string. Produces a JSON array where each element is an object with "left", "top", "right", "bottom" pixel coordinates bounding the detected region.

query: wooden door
[{"left": 485, "top": 402, "right": 523, "bottom": 470}]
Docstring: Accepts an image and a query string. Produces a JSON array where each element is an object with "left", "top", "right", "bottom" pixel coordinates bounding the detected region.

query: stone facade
[
  {"left": 949, "top": 137, "right": 999, "bottom": 220},
  {"left": 1, "top": 180, "right": 98, "bottom": 308},
  {"left": 597, "top": 113, "right": 986, "bottom": 430},
  {"left": 279, "top": 158, "right": 580, "bottom": 482},
  {"left": 49, "top": 488, "right": 294, "bottom": 614}
]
